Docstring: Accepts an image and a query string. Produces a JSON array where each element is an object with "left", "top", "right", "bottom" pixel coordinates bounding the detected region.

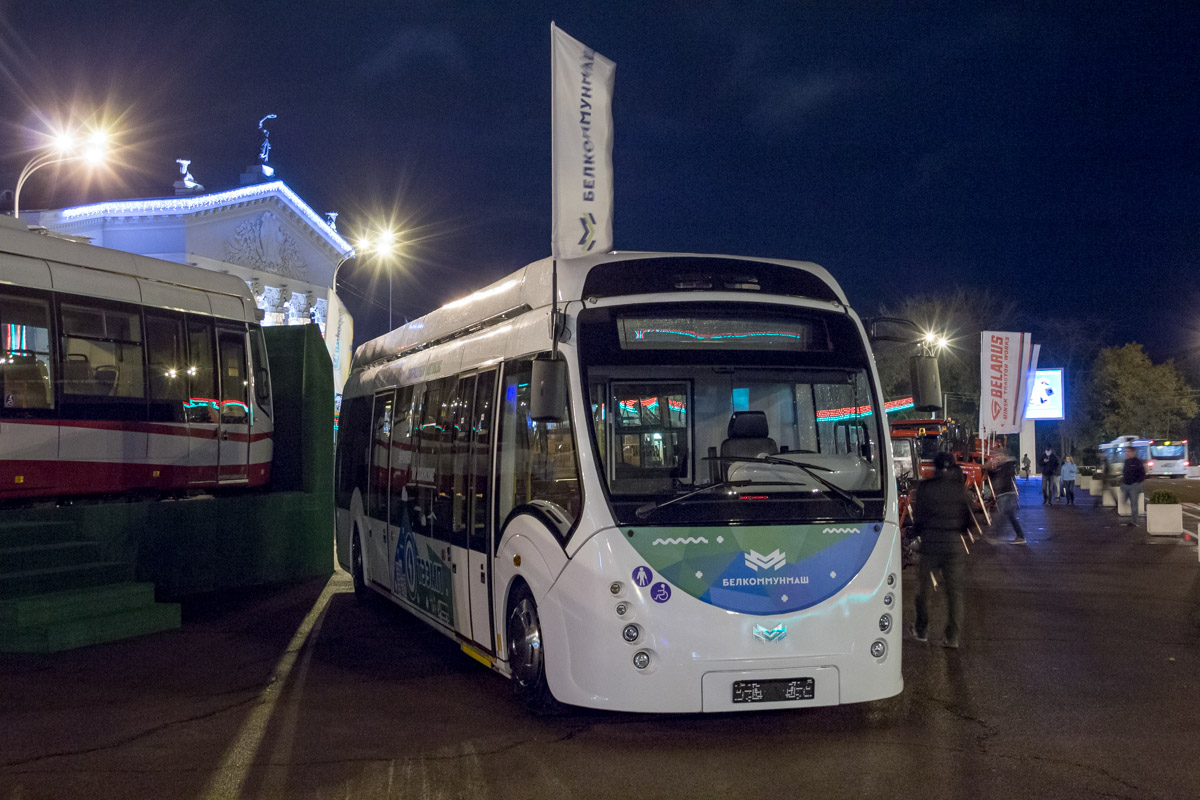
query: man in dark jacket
[
  {"left": 1121, "top": 446, "right": 1147, "bottom": 525},
  {"left": 1040, "top": 447, "right": 1060, "bottom": 504},
  {"left": 911, "top": 452, "right": 974, "bottom": 648}
]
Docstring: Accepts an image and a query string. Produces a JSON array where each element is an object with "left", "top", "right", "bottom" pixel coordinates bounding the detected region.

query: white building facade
[{"left": 27, "top": 180, "right": 356, "bottom": 389}]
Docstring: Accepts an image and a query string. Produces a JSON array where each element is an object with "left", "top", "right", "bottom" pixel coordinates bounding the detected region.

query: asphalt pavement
[{"left": 2, "top": 479, "right": 1198, "bottom": 800}]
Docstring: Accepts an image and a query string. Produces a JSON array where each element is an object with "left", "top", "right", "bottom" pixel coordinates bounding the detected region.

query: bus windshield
[{"left": 578, "top": 303, "right": 884, "bottom": 525}]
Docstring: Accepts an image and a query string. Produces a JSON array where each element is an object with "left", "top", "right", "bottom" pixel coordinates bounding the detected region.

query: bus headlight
[
  {"left": 615, "top": 601, "right": 630, "bottom": 617},
  {"left": 870, "top": 640, "right": 887, "bottom": 659},
  {"left": 883, "top": 592, "right": 894, "bottom": 607},
  {"left": 622, "top": 624, "right": 641, "bottom": 643},
  {"left": 887, "top": 572, "right": 896, "bottom": 587},
  {"left": 633, "top": 650, "right": 652, "bottom": 670},
  {"left": 609, "top": 581, "right": 623, "bottom": 596},
  {"left": 879, "top": 613, "right": 892, "bottom": 633}
]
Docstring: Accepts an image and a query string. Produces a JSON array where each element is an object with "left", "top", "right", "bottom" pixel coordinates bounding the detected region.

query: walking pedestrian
[
  {"left": 1121, "top": 446, "right": 1146, "bottom": 525},
  {"left": 1021, "top": 454, "right": 1032, "bottom": 481},
  {"left": 990, "top": 457, "right": 1027, "bottom": 544},
  {"left": 1040, "top": 446, "right": 1060, "bottom": 505},
  {"left": 1060, "top": 456, "right": 1078, "bottom": 505},
  {"left": 910, "top": 452, "right": 973, "bottom": 649}
]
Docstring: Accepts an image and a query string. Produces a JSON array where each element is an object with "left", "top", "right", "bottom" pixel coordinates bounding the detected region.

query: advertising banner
[
  {"left": 1025, "top": 367, "right": 1064, "bottom": 420},
  {"left": 979, "top": 332, "right": 1039, "bottom": 435},
  {"left": 551, "top": 23, "right": 615, "bottom": 259}
]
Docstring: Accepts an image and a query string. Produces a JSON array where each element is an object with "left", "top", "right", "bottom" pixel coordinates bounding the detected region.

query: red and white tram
[{"left": 0, "top": 214, "right": 273, "bottom": 502}]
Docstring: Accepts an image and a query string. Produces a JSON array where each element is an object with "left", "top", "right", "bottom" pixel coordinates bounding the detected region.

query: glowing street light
[
  {"left": 355, "top": 227, "right": 403, "bottom": 331},
  {"left": 13, "top": 126, "right": 112, "bottom": 218}
]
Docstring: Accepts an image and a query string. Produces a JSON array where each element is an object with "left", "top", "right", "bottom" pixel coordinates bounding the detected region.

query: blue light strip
[{"left": 57, "top": 180, "right": 354, "bottom": 256}]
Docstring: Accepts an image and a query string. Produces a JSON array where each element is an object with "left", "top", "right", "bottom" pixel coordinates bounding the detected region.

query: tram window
[
  {"left": 145, "top": 313, "right": 188, "bottom": 422},
  {"left": 248, "top": 325, "right": 272, "bottom": 416},
  {"left": 497, "top": 359, "right": 582, "bottom": 540},
  {"left": 0, "top": 293, "right": 54, "bottom": 411},
  {"left": 186, "top": 320, "right": 217, "bottom": 424},
  {"left": 60, "top": 302, "right": 145, "bottom": 399},
  {"left": 217, "top": 331, "right": 249, "bottom": 425}
]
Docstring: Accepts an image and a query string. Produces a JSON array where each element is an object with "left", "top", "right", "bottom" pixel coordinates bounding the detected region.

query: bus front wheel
[{"left": 506, "top": 583, "right": 560, "bottom": 714}]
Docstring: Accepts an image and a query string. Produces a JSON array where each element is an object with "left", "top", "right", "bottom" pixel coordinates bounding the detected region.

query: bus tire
[
  {"left": 351, "top": 527, "right": 369, "bottom": 603},
  {"left": 506, "top": 582, "right": 562, "bottom": 715}
]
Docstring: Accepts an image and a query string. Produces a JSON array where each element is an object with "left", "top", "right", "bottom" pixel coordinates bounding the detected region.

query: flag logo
[{"left": 578, "top": 212, "right": 597, "bottom": 251}]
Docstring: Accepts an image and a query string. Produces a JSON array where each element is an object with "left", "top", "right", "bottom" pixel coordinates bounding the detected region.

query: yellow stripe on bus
[{"left": 461, "top": 643, "right": 493, "bottom": 668}]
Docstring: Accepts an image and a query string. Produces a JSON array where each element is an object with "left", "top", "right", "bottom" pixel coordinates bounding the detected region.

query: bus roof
[
  {"left": 0, "top": 213, "right": 257, "bottom": 321},
  {"left": 351, "top": 251, "right": 847, "bottom": 373}
]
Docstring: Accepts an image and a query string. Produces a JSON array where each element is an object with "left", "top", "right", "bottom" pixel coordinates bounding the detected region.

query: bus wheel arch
[{"left": 350, "top": 524, "right": 369, "bottom": 602}]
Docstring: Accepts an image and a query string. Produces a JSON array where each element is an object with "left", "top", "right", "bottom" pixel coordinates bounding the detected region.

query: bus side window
[
  {"left": 145, "top": 312, "right": 188, "bottom": 422},
  {"left": 449, "top": 375, "right": 476, "bottom": 551},
  {"left": 388, "top": 385, "right": 416, "bottom": 535},
  {"left": 335, "top": 395, "right": 371, "bottom": 509},
  {"left": 497, "top": 358, "right": 582, "bottom": 542},
  {"left": 186, "top": 318, "right": 217, "bottom": 424},
  {"left": 469, "top": 371, "right": 497, "bottom": 554},
  {"left": 0, "top": 292, "right": 55, "bottom": 412},
  {"left": 412, "top": 378, "right": 450, "bottom": 540},
  {"left": 368, "top": 391, "right": 394, "bottom": 523}
]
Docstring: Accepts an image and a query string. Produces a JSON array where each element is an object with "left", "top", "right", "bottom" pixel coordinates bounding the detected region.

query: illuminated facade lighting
[{"left": 58, "top": 180, "right": 353, "bottom": 256}]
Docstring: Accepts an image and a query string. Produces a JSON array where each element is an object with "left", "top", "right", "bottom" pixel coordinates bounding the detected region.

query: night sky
[{"left": 1, "top": 2, "right": 1196, "bottom": 357}]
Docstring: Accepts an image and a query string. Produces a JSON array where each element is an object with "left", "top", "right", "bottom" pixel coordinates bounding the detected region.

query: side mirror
[
  {"left": 530, "top": 356, "right": 567, "bottom": 422},
  {"left": 910, "top": 354, "right": 942, "bottom": 412}
]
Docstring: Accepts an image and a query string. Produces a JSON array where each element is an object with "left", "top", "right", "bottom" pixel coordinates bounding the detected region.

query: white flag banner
[
  {"left": 979, "top": 332, "right": 1039, "bottom": 436},
  {"left": 551, "top": 23, "right": 615, "bottom": 259}
]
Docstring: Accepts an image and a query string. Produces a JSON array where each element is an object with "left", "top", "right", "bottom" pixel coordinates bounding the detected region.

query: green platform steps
[{"left": 0, "top": 521, "right": 180, "bottom": 653}]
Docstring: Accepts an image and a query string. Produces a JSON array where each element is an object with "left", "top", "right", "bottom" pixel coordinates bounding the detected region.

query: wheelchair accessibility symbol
[{"left": 650, "top": 582, "right": 671, "bottom": 603}]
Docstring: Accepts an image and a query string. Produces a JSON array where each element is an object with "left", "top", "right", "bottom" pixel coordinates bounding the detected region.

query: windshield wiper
[
  {"left": 634, "top": 478, "right": 809, "bottom": 521},
  {"left": 704, "top": 455, "right": 865, "bottom": 517},
  {"left": 636, "top": 480, "right": 751, "bottom": 520}
]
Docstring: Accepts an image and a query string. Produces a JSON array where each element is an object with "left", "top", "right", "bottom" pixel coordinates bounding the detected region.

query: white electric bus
[
  {"left": 1100, "top": 436, "right": 1189, "bottom": 478},
  {"left": 335, "top": 252, "right": 907, "bottom": 713}
]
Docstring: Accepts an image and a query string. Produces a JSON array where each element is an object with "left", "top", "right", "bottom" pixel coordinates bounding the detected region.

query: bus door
[
  {"left": 216, "top": 327, "right": 250, "bottom": 483},
  {"left": 185, "top": 319, "right": 219, "bottom": 486},
  {"left": 466, "top": 370, "right": 497, "bottom": 650},
  {"left": 366, "top": 391, "right": 394, "bottom": 591}
]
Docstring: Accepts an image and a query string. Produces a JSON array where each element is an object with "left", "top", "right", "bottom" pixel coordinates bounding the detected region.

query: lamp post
[
  {"left": 355, "top": 227, "right": 401, "bottom": 332},
  {"left": 13, "top": 128, "right": 109, "bottom": 218}
]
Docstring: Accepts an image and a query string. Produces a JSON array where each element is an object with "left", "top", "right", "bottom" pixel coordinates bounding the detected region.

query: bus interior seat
[
  {"left": 94, "top": 365, "right": 119, "bottom": 396},
  {"left": 720, "top": 411, "right": 778, "bottom": 478},
  {"left": 63, "top": 354, "right": 93, "bottom": 393}
]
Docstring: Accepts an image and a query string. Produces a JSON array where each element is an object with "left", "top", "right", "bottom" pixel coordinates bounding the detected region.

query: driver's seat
[{"left": 720, "top": 411, "right": 778, "bottom": 478}]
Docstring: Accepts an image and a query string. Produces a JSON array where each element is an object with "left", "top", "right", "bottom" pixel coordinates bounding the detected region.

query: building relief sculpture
[{"left": 224, "top": 211, "right": 309, "bottom": 279}]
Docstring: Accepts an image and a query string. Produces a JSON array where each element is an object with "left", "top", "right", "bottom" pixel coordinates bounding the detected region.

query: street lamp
[
  {"left": 355, "top": 227, "right": 401, "bottom": 332},
  {"left": 13, "top": 127, "right": 110, "bottom": 218}
]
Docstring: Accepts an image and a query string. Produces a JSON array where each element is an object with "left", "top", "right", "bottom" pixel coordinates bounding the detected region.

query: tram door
[
  {"left": 216, "top": 328, "right": 250, "bottom": 483},
  {"left": 366, "top": 391, "right": 394, "bottom": 591}
]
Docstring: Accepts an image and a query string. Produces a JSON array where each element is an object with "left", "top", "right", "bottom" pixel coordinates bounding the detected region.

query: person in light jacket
[{"left": 1059, "top": 456, "right": 1078, "bottom": 505}]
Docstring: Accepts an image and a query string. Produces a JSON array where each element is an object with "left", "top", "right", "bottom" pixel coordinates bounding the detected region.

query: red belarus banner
[{"left": 979, "top": 331, "right": 1040, "bottom": 436}]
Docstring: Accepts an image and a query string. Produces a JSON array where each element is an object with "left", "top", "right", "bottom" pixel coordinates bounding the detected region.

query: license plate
[{"left": 732, "top": 677, "right": 815, "bottom": 703}]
